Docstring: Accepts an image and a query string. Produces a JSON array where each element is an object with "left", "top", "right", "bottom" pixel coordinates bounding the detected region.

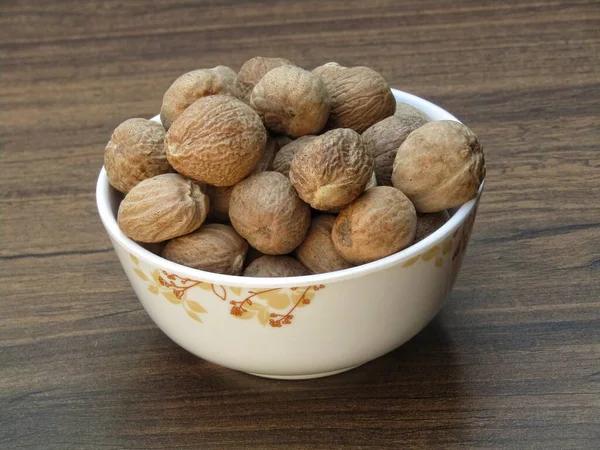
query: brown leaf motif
[{"left": 128, "top": 254, "right": 325, "bottom": 328}]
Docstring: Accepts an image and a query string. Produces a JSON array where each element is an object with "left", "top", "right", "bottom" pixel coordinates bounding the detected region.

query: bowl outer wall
[{"left": 96, "top": 89, "right": 484, "bottom": 377}]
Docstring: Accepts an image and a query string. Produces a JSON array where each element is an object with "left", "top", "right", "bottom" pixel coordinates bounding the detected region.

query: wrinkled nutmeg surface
[
  {"left": 243, "top": 255, "right": 310, "bottom": 277},
  {"left": 166, "top": 95, "right": 267, "bottom": 186},
  {"left": 312, "top": 63, "right": 395, "bottom": 133},
  {"left": 332, "top": 186, "right": 417, "bottom": 264},
  {"left": 160, "top": 66, "right": 238, "bottom": 130},
  {"left": 229, "top": 171, "right": 311, "bottom": 255},
  {"left": 392, "top": 120, "right": 485, "bottom": 213},
  {"left": 104, "top": 118, "right": 173, "bottom": 194},
  {"left": 235, "top": 56, "right": 293, "bottom": 102},
  {"left": 272, "top": 135, "right": 317, "bottom": 178},
  {"left": 295, "top": 214, "right": 353, "bottom": 274},
  {"left": 362, "top": 115, "right": 427, "bottom": 186},
  {"left": 162, "top": 223, "right": 248, "bottom": 275},
  {"left": 250, "top": 65, "right": 330, "bottom": 137},
  {"left": 289, "top": 128, "right": 373, "bottom": 211},
  {"left": 394, "top": 102, "right": 430, "bottom": 122},
  {"left": 118, "top": 173, "right": 209, "bottom": 243}
]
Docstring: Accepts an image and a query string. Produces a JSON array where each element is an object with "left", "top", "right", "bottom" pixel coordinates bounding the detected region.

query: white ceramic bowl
[{"left": 96, "top": 89, "right": 484, "bottom": 380}]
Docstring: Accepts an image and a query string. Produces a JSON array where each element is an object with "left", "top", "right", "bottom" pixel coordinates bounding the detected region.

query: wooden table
[{"left": 2, "top": 1, "right": 599, "bottom": 448}]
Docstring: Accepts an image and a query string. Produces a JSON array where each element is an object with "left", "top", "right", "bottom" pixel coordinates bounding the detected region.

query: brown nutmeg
[
  {"left": 205, "top": 185, "right": 234, "bottom": 223},
  {"left": 415, "top": 210, "right": 451, "bottom": 242},
  {"left": 391, "top": 120, "right": 485, "bottom": 213},
  {"left": 332, "top": 186, "right": 417, "bottom": 264},
  {"left": 362, "top": 115, "right": 427, "bottom": 186},
  {"left": 162, "top": 224, "right": 248, "bottom": 275},
  {"left": 252, "top": 134, "right": 279, "bottom": 174},
  {"left": 295, "top": 214, "right": 353, "bottom": 274},
  {"left": 137, "top": 241, "right": 166, "bottom": 256},
  {"left": 289, "top": 128, "right": 373, "bottom": 211},
  {"left": 250, "top": 65, "right": 330, "bottom": 137},
  {"left": 235, "top": 56, "right": 294, "bottom": 102},
  {"left": 118, "top": 173, "right": 209, "bottom": 243},
  {"left": 272, "top": 135, "right": 317, "bottom": 178},
  {"left": 229, "top": 171, "right": 311, "bottom": 255},
  {"left": 312, "top": 63, "right": 395, "bottom": 133},
  {"left": 160, "top": 66, "right": 238, "bottom": 130},
  {"left": 165, "top": 95, "right": 267, "bottom": 186},
  {"left": 243, "top": 255, "right": 310, "bottom": 277},
  {"left": 104, "top": 118, "right": 173, "bottom": 194}
]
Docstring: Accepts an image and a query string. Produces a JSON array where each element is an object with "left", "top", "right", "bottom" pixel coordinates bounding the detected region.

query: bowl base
[{"left": 246, "top": 364, "right": 361, "bottom": 380}]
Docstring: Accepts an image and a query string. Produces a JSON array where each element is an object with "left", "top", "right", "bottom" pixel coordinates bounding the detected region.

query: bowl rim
[{"left": 96, "top": 88, "right": 484, "bottom": 288}]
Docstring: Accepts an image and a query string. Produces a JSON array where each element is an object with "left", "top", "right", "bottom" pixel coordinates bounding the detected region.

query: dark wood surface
[{"left": 2, "top": 1, "right": 599, "bottom": 448}]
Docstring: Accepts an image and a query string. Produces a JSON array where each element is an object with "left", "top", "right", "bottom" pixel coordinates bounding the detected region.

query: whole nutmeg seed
[
  {"left": 104, "top": 118, "right": 173, "bottom": 194},
  {"left": 243, "top": 255, "right": 310, "bottom": 277},
  {"left": 118, "top": 173, "right": 209, "bottom": 243},
  {"left": 295, "top": 214, "right": 353, "bottom": 274},
  {"left": 166, "top": 95, "right": 267, "bottom": 186},
  {"left": 160, "top": 66, "right": 238, "bottom": 130},
  {"left": 205, "top": 185, "right": 234, "bottom": 223},
  {"left": 332, "top": 186, "right": 417, "bottom": 264},
  {"left": 252, "top": 134, "right": 279, "bottom": 174},
  {"left": 391, "top": 120, "right": 486, "bottom": 213},
  {"left": 312, "top": 63, "right": 395, "bottom": 133},
  {"left": 272, "top": 135, "right": 317, "bottom": 178},
  {"left": 250, "top": 65, "right": 331, "bottom": 137},
  {"left": 362, "top": 115, "right": 427, "bottom": 186},
  {"left": 415, "top": 210, "right": 450, "bottom": 242},
  {"left": 162, "top": 224, "right": 248, "bottom": 275},
  {"left": 235, "top": 56, "right": 293, "bottom": 102},
  {"left": 289, "top": 128, "right": 373, "bottom": 211},
  {"left": 229, "top": 171, "right": 311, "bottom": 255},
  {"left": 394, "top": 102, "right": 430, "bottom": 122}
]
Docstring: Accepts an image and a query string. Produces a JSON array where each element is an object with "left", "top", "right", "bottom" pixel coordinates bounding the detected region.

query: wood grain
[{"left": 1, "top": 0, "right": 599, "bottom": 448}]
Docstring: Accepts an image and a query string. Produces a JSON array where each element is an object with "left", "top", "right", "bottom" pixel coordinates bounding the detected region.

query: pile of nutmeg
[{"left": 105, "top": 57, "right": 485, "bottom": 277}]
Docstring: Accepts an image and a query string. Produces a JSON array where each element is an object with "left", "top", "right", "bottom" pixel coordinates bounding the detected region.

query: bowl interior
[{"left": 97, "top": 89, "right": 481, "bottom": 288}]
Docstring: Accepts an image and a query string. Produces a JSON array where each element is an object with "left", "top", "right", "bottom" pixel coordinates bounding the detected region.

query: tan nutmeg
[
  {"left": 235, "top": 56, "right": 293, "bottom": 102},
  {"left": 162, "top": 224, "right": 248, "bottom": 275},
  {"left": 118, "top": 173, "right": 209, "bottom": 243},
  {"left": 289, "top": 128, "right": 373, "bottom": 211},
  {"left": 332, "top": 186, "right": 417, "bottom": 264},
  {"left": 391, "top": 120, "right": 485, "bottom": 213},
  {"left": 104, "top": 118, "right": 173, "bottom": 194},
  {"left": 160, "top": 66, "right": 238, "bottom": 130},
  {"left": 312, "top": 63, "right": 395, "bottom": 133},
  {"left": 165, "top": 95, "right": 267, "bottom": 186},
  {"left": 250, "top": 65, "right": 330, "bottom": 137},
  {"left": 295, "top": 214, "right": 353, "bottom": 274},
  {"left": 229, "top": 171, "right": 311, "bottom": 255},
  {"left": 243, "top": 255, "right": 310, "bottom": 277},
  {"left": 394, "top": 101, "right": 430, "bottom": 122}
]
